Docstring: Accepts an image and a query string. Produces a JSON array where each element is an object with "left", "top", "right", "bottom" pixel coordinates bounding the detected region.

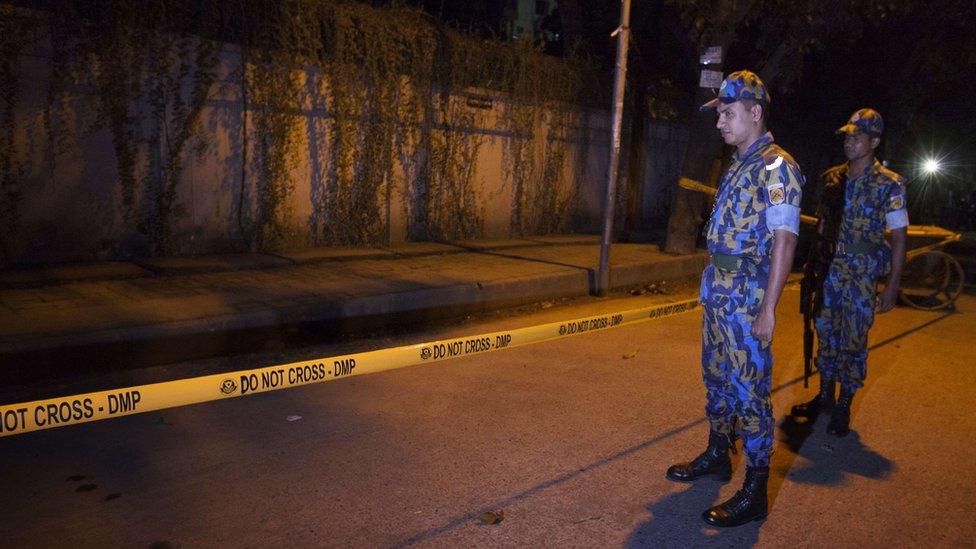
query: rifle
[
  {"left": 799, "top": 239, "right": 827, "bottom": 388},
  {"left": 679, "top": 175, "right": 823, "bottom": 387},
  {"left": 798, "top": 169, "right": 845, "bottom": 389}
]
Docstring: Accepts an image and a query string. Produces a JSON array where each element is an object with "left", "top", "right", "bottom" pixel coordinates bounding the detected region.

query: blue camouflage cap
[
  {"left": 836, "top": 108, "right": 884, "bottom": 136},
  {"left": 699, "top": 70, "right": 771, "bottom": 111}
]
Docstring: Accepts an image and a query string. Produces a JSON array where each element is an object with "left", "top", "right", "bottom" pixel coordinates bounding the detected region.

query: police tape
[{"left": 0, "top": 297, "right": 700, "bottom": 438}]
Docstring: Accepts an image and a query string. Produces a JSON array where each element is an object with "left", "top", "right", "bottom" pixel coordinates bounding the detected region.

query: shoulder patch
[
  {"left": 821, "top": 164, "right": 845, "bottom": 178},
  {"left": 762, "top": 144, "right": 800, "bottom": 171},
  {"left": 821, "top": 164, "right": 846, "bottom": 187},
  {"left": 890, "top": 194, "right": 905, "bottom": 210},
  {"left": 765, "top": 156, "right": 783, "bottom": 171},
  {"left": 761, "top": 144, "right": 782, "bottom": 164},
  {"left": 877, "top": 165, "right": 906, "bottom": 185}
]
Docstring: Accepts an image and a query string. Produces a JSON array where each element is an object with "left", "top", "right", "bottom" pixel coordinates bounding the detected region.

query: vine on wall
[
  {"left": 41, "top": 1, "right": 224, "bottom": 254},
  {"left": 238, "top": 1, "right": 321, "bottom": 250},
  {"left": 0, "top": 0, "right": 602, "bottom": 261},
  {"left": 499, "top": 39, "right": 592, "bottom": 236},
  {"left": 420, "top": 31, "right": 498, "bottom": 241},
  {"left": 141, "top": 30, "right": 220, "bottom": 253},
  {"left": 0, "top": 5, "right": 44, "bottom": 262},
  {"left": 320, "top": 4, "right": 438, "bottom": 246}
]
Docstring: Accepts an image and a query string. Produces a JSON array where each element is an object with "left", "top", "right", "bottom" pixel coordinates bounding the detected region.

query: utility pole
[{"left": 596, "top": 0, "right": 632, "bottom": 296}]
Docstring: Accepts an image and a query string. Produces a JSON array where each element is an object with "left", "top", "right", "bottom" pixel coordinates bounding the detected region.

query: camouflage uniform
[
  {"left": 701, "top": 131, "right": 805, "bottom": 468},
  {"left": 667, "top": 70, "right": 801, "bottom": 528},
  {"left": 815, "top": 110, "right": 909, "bottom": 393}
]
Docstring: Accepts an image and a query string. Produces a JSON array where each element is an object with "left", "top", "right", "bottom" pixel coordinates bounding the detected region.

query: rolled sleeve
[
  {"left": 885, "top": 182, "right": 909, "bottom": 230},
  {"left": 886, "top": 209, "right": 909, "bottom": 230},
  {"left": 766, "top": 204, "right": 801, "bottom": 234},
  {"left": 762, "top": 156, "right": 803, "bottom": 235}
]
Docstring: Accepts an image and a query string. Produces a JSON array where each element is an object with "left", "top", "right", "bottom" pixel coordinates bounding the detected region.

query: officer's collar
[{"left": 734, "top": 132, "right": 774, "bottom": 162}]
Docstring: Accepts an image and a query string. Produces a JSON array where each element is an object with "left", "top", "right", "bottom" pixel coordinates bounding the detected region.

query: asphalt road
[{"left": 1, "top": 288, "right": 973, "bottom": 548}]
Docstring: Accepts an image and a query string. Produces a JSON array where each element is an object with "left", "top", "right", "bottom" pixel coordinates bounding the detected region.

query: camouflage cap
[
  {"left": 699, "top": 70, "right": 771, "bottom": 111},
  {"left": 836, "top": 108, "right": 884, "bottom": 137}
]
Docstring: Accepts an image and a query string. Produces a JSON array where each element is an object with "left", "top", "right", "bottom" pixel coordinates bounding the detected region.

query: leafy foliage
[
  {"left": 0, "top": 4, "right": 44, "bottom": 261},
  {"left": 0, "top": 0, "right": 602, "bottom": 259}
]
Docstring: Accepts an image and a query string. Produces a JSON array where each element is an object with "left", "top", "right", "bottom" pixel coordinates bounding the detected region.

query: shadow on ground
[
  {"left": 777, "top": 411, "right": 894, "bottom": 485},
  {"left": 625, "top": 475, "right": 762, "bottom": 548},
  {"left": 625, "top": 409, "right": 893, "bottom": 547},
  {"left": 398, "top": 304, "right": 947, "bottom": 546}
]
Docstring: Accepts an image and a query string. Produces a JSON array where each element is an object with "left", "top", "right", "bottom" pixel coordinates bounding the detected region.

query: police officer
[
  {"left": 666, "top": 70, "right": 804, "bottom": 527},
  {"left": 791, "top": 109, "right": 908, "bottom": 437}
]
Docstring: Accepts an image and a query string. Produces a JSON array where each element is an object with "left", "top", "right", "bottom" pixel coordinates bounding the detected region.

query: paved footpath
[{"left": 0, "top": 237, "right": 704, "bottom": 366}]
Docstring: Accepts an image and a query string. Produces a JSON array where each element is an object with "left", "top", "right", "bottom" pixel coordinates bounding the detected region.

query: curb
[{"left": 0, "top": 250, "right": 707, "bottom": 382}]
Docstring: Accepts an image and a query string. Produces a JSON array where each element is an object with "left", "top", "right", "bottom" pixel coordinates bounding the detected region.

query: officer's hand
[
  {"left": 876, "top": 287, "right": 898, "bottom": 313},
  {"left": 751, "top": 309, "right": 775, "bottom": 342}
]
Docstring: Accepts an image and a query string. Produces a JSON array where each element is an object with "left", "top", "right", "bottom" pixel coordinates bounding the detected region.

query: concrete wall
[{"left": 5, "top": 41, "right": 687, "bottom": 264}]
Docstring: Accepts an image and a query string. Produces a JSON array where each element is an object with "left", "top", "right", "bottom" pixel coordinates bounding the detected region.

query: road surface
[{"left": 1, "top": 288, "right": 972, "bottom": 548}]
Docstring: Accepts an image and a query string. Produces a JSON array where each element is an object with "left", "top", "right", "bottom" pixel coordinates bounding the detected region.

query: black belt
[
  {"left": 837, "top": 242, "right": 879, "bottom": 255},
  {"left": 711, "top": 253, "right": 750, "bottom": 271}
]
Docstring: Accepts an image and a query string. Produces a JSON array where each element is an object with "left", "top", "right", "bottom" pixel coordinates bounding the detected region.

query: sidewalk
[{"left": 0, "top": 235, "right": 706, "bottom": 373}]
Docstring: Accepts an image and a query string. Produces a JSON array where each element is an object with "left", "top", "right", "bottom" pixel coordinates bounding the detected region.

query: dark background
[{"left": 396, "top": 0, "right": 976, "bottom": 229}]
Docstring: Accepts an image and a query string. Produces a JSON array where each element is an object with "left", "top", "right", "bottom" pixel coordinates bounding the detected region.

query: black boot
[
  {"left": 666, "top": 431, "right": 734, "bottom": 482},
  {"left": 827, "top": 389, "right": 854, "bottom": 437},
  {"left": 791, "top": 376, "right": 835, "bottom": 418},
  {"left": 702, "top": 466, "right": 769, "bottom": 527}
]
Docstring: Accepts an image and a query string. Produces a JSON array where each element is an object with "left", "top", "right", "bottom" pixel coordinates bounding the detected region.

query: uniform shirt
[
  {"left": 819, "top": 159, "right": 909, "bottom": 251},
  {"left": 706, "top": 132, "right": 805, "bottom": 264}
]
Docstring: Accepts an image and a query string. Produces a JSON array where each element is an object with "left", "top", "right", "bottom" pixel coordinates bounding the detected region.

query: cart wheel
[{"left": 899, "top": 250, "right": 964, "bottom": 310}]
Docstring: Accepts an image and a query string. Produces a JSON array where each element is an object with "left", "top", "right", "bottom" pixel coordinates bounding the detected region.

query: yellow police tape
[{"left": 0, "top": 297, "right": 699, "bottom": 437}]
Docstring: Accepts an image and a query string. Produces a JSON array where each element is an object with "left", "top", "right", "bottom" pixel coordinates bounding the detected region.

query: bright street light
[{"left": 922, "top": 158, "right": 941, "bottom": 175}]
